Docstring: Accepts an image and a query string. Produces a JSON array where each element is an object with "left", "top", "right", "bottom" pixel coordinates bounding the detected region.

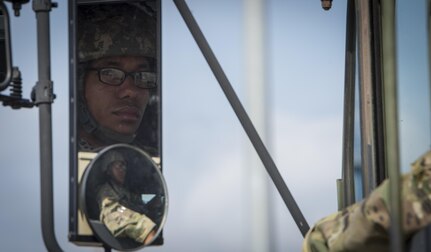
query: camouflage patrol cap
[{"left": 77, "top": 3, "right": 156, "bottom": 62}]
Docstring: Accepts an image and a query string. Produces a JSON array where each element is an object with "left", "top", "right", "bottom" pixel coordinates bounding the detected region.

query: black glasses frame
[{"left": 87, "top": 67, "right": 157, "bottom": 89}]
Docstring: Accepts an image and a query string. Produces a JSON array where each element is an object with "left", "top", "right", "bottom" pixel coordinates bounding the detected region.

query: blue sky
[{"left": 0, "top": 0, "right": 429, "bottom": 251}]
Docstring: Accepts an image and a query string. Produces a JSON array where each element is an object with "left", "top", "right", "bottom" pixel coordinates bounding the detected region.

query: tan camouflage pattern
[
  {"left": 98, "top": 182, "right": 156, "bottom": 243},
  {"left": 77, "top": 3, "right": 156, "bottom": 62},
  {"left": 303, "top": 150, "right": 431, "bottom": 252},
  {"left": 99, "top": 197, "right": 156, "bottom": 244}
]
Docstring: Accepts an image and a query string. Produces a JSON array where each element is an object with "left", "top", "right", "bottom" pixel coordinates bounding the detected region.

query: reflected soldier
[
  {"left": 77, "top": 3, "right": 158, "bottom": 153},
  {"left": 97, "top": 150, "right": 156, "bottom": 244}
]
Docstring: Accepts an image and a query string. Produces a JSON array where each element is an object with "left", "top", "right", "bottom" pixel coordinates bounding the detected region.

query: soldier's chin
[
  {"left": 113, "top": 123, "right": 140, "bottom": 136},
  {"left": 113, "top": 130, "right": 138, "bottom": 138}
]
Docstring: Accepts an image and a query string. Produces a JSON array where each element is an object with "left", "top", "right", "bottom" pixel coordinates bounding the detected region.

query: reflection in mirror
[
  {"left": 0, "top": 2, "right": 12, "bottom": 91},
  {"left": 71, "top": 0, "right": 162, "bottom": 245},
  {"left": 76, "top": 1, "right": 159, "bottom": 154},
  {"left": 80, "top": 144, "right": 167, "bottom": 251}
]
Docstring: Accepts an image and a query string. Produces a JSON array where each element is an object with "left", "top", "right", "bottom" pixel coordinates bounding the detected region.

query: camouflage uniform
[
  {"left": 97, "top": 181, "right": 156, "bottom": 243},
  {"left": 303, "top": 150, "right": 431, "bottom": 252}
]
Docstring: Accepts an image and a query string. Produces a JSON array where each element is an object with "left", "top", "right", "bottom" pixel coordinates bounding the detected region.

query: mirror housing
[
  {"left": 69, "top": 0, "right": 163, "bottom": 247},
  {"left": 79, "top": 144, "right": 168, "bottom": 251},
  {"left": 0, "top": 2, "right": 12, "bottom": 91}
]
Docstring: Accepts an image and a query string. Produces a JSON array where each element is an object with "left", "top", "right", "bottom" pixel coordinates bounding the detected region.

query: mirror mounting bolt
[
  {"left": 4, "top": 0, "right": 30, "bottom": 17},
  {"left": 32, "top": 0, "right": 57, "bottom": 12}
]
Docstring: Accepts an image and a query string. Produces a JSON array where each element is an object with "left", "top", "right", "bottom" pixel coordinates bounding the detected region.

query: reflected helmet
[
  {"left": 101, "top": 150, "right": 126, "bottom": 173},
  {"left": 77, "top": 2, "right": 156, "bottom": 62}
]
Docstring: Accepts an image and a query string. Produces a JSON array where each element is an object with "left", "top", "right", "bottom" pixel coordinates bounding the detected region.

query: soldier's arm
[
  {"left": 302, "top": 150, "right": 431, "bottom": 252},
  {"left": 99, "top": 197, "right": 157, "bottom": 244}
]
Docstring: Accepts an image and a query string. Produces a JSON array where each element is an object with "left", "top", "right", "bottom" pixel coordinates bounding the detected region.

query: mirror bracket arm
[
  {"left": 33, "top": 79, "right": 54, "bottom": 105},
  {"left": 32, "top": 0, "right": 57, "bottom": 106},
  {"left": 0, "top": 67, "right": 34, "bottom": 109},
  {"left": 32, "top": 0, "right": 58, "bottom": 13}
]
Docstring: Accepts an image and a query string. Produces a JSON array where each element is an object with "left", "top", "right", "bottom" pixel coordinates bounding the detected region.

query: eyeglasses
[
  {"left": 87, "top": 67, "right": 157, "bottom": 89},
  {"left": 111, "top": 161, "right": 127, "bottom": 171}
]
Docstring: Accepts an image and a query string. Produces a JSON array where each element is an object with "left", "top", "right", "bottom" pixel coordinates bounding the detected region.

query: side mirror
[
  {"left": 0, "top": 2, "right": 12, "bottom": 91},
  {"left": 69, "top": 0, "right": 163, "bottom": 246},
  {"left": 79, "top": 144, "right": 168, "bottom": 251}
]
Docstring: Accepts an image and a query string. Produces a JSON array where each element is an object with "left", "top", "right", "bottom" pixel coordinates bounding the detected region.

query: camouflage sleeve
[
  {"left": 100, "top": 197, "right": 156, "bottom": 243},
  {"left": 302, "top": 150, "right": 431, "bottom": 252}
]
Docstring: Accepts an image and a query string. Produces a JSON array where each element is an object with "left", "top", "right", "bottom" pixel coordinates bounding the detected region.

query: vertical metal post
[
  {"left": 381, "top": 1, "right": 403, "bottom": 251},
  {"left": 33, "top": 0, "right": 62, "bottom": 251},
  {"left": 428, "top": 0, "right": 431, "bottom": 134},
  {"left": 370, "top": 0, "right": 387, "bottom": 185},
  {"left": 356, "top": 0, "right": 378, "bottom": 197},
  {"left": 340, "top": 0, "right": 356, "bottom": 208},
  {"left": 244, "top": 0, "right": 271, "bottom": 251}
]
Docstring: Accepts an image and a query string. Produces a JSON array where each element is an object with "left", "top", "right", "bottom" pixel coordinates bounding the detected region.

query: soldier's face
[
  {"left": 84, "top": 56, "right": 152, "bottom": 136},
  {"left": 110, "top": 161, "right": 127, "bottom": 185}
]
